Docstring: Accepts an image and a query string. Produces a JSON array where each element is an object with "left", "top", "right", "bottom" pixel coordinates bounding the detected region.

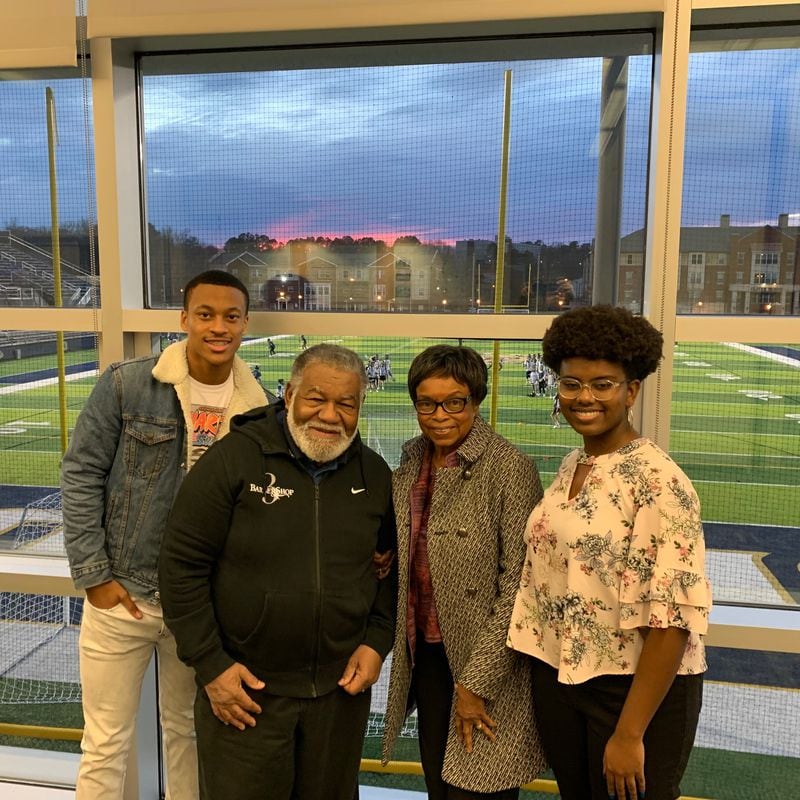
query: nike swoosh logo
[{"left": 351, "top": 487, "right": 367, "bottom": 494}]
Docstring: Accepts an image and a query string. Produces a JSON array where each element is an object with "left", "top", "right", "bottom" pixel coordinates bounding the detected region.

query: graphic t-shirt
[{"left": 189, "top": 373, "right": 234, "bottom": 467}]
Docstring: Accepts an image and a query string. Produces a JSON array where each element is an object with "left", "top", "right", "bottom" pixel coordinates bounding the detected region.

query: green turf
[
  {"left": 0, "top": 349, "right": 97, "bottom": 379},
  {"left": 360, "top": 735, "right": 800, "bottom": 799},
  {"left": 0, "top": 687, "right": 83, "bottom": 755},
  {"left": 681, "top": 745, "right": 800, "bottom": 799},
  {"left": 4, "top": 697, "right": 799, "bottom": 798},
  {"left": 2, "top": 335, "right": 798, "bottom": 793},
  {"left": 2, "top": 336, "right": 798, "bottom": 523},
  {"left": 0, "top": 450, "right": 63, "bottom": 486}
]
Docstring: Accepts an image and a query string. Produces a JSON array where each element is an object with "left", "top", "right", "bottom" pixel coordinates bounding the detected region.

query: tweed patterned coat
[{"left": 380, "top": 415, "right": 547, "bottom": 792}]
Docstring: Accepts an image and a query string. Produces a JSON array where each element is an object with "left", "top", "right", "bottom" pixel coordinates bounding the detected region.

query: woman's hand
[
  {"left": 372, "top": 549, "right": 395, "bottom": 579},
  {"left": 603, "top": 729, "right": 645, "bottom": 800},
  {"left": 454, "top": 682, "right": 497, "bottom": 753},
  {"left": 603, "top": 626, "right": 690, "bottom": 799}
]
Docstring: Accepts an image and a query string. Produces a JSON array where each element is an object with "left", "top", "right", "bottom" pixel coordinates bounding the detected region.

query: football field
[
  {"left": 1, "top": 335, "right": 798, "bottom": 526},
  {"left": 0, "top": 334, "right": 798, "bottom": 798}
]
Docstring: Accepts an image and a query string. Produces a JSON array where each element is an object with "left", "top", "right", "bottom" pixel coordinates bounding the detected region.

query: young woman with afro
[{"left": 509, "top": 305, "right": 712, "bottom": 800}]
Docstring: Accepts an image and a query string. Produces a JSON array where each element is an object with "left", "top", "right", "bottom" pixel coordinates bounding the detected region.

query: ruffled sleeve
[{"left": 618, "top": 464, "right": 712, "bottom": 635}]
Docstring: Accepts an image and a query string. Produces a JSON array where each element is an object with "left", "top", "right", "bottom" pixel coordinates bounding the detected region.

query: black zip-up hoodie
[{"left": 159, "top": 402, "right": 397, "bottom": 698}]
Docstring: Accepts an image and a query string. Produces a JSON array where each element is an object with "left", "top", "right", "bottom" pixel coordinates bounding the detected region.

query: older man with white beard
[{"left": 159, "top": 344, "right": 397, "bottom": 800}]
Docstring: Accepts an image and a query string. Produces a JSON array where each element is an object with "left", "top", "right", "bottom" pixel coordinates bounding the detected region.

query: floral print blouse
[{"left": 508, "top": 438, "right": 712, "bottom": 685}]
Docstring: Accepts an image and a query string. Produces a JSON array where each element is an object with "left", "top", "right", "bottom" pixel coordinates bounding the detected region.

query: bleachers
[{"left": 0, "top": 232, "right": 97, "bottom": 307}]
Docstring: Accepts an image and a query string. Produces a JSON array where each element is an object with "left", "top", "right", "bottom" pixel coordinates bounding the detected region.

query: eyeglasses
[
  {"left": 413, "top": 396, "right": 471, "bottom": 415},
  {"left": 557, "top": 378, "right": 626, "bottom": 401}
]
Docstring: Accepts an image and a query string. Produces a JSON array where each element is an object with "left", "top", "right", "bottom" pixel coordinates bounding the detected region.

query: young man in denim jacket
[{"left": 61, "top": 269, "right": 268, "bottom": 799}]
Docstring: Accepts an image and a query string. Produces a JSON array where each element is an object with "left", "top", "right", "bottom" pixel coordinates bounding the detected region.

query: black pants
[
  {"left": 194, "top": 685, "right": 371, "bottom": 800},
  {"left": 531, "top": 660, "right": 702, "bottom": 800},
  {"left": 412, "top": 637, "right": 520, "bottom": 800}
]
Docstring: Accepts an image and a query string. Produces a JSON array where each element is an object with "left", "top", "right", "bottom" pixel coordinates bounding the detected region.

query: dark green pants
[{"left": 194, "top": 685, "right": 371, "bottom": 800}]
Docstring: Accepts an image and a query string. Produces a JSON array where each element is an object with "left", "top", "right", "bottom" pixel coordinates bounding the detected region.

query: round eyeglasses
[
  {"left": 556, "top": 378, "right": 626, "bottom": 401},
  {"left": 413, "top": 396, "right": 471, "bottom": 415}
]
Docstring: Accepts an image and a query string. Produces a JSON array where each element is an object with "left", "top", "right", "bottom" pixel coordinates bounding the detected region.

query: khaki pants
[{"left": 76, "top": 598, "right": 199, "bottom": 800}]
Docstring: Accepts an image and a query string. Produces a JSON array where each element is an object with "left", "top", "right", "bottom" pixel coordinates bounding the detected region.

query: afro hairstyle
[{"left": 541, "top": 305, "right": 663, "bottom": 381}]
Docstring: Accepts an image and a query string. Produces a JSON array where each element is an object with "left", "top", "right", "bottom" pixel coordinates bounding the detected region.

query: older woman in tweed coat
[{"left": 380, "top": 345, "right": 546, "bottom": 799}]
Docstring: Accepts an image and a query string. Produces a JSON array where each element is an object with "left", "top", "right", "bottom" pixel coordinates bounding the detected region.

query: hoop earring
[{"left": 628, "top": 407, "right": 634, "bottom": 426}]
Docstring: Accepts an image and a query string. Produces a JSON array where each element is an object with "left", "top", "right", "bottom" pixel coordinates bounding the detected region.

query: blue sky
[
  {"left": 141, "top": 58, "right": 650, "bottom": 246},
  {"left": 1, "top": 47, "right": 798, "bottom": 247}
]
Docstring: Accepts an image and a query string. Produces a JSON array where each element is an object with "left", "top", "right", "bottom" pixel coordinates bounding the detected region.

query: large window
[
  {"left": 678, "top": 31, "right": 800, "bottom": 316},
  {"left": 0, "top": 591, "right": 83, "bottom": 755},
  {"left": 140, "top": 34, "right": 653, "bottom": 313},
  {"left": 0, "top": 71, "right": 97, "bottom": 309},
  {"left": 670, "top": 341, "right": 799, "bottom": 608},
  {"left": 0, "top": 331, "right": 97, "bottom": 500},
  {"left": 3, "top": 4, "right": 800, "bottom": 794}
]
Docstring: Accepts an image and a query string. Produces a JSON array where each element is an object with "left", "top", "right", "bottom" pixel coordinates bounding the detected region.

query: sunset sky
[{"left": 2, "top": 46, "right": 798, "bottom": 247}]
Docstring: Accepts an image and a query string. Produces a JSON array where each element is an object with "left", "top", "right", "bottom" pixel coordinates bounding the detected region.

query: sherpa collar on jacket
[{"left": 151, "top": 339, "right": 267, "bottom": 464}]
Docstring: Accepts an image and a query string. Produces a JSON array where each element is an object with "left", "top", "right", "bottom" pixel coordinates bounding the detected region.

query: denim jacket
[{"left": 61, "top": 340, "right": 268, "bottom": 602}]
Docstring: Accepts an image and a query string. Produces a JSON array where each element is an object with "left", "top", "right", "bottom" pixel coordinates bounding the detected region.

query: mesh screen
[
  {"left": 671, "top": 341, "right": 799, "bottom": 608},
  {"left": 0, "top": 330, "right": 98, "bottom": 517},
  {"left": 0, "top": 74, "right": 97, "bottom": 308},
  {"left": 0, "top": 592, "right": 82, "bottom": 705},
  {"left": 668, "top": 339, "right": 800, "bottom": 798},
  {"left": 0, "top": 65, "right": 97, "bottom": 753},
  {"left": 672, "top": 32, "right": 800, "bottom": 796},
  {"left": 678, "top": 40, "right": 800, "bottom": 315},
  {"left": 140, "top": 41, "right": 652, "bottom": 311},
  {"left": 2, "top": 330, "right": 798, "bottom": 790}
]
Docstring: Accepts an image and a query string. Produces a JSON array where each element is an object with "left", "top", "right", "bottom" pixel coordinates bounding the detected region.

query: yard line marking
[
  {"left": 672, "top": 400, "right": 787, "bottom": 412},
  {"left": 0, "top": 370, "right": 98, "bottom": 395},
  {"left": 671, "top": 428, "right": 800, "bottom": 439},
  {"left": 670, "top": 450, "right": 800, "bottom": 460},
  {"left": 692, "top": 479, "right": 799, "bottom": 488},
  {"left": 724, "top": 342, "right": 800, "bottom": 369}
]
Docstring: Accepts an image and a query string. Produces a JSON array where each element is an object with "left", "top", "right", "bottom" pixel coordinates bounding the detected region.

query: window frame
[{"left": 3, "top": 1, "right": 800, "bottom": 792}]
